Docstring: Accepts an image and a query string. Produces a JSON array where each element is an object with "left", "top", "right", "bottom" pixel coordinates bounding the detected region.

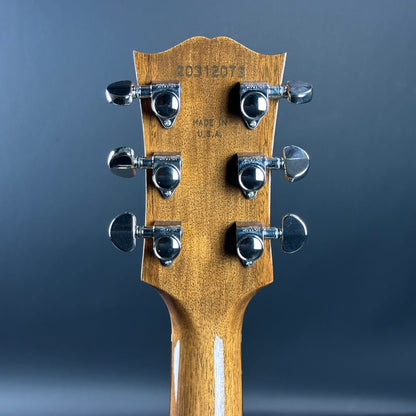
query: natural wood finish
[{"left": 134, "top": 36, "right": 285, "bottom": 416}]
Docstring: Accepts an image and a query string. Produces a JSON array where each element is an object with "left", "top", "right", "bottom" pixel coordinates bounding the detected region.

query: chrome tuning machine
[
  {"left": 109, "top": 212, "right": 182, "bottom": 266},
  {"left": 238, "top": 145, "right": 309, "bottom": 199},
  {"left": 240, "top": 81, "right": 313, "bottom": 129},
  {"left": 106, "top": 80, "right": 181, "bottom": 128},
  {"left": 236, "top": 214, "right": 307, "bottom": 267},
  {"left": 108, "top": 147, "right": 182, "bottom": 198}
]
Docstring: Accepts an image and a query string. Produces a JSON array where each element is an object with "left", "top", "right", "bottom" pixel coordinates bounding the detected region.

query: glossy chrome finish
[
  {"left": 107, "top": 147, "right": 182, "bottom": 198},
  {"left": 236, "top": 222, "right": 265, "bottom": 267},
  {"left": 109, "top": 212, "right": 183, "bottom": 266},
  {"left": 109, "top": 212, "right": 137, "bottom": 253},
  {"left": 106, "top": 80, "right": 137, "bottom": 105},
  {"left": 240, "top": 82, "right": 269, "bottom": 129},
  {"left": 284, "top": 81, "right": 313, "bottom": 104},
  {"left": 106, "top": 80, "right": 181, "bottom": 128},
  {"left": 240, "top": 81, "right": 313, "bottom": 129},
  {"left": 237, "top": 145, "right": 309, "bottom": 198},
  {"left": 151, "top": 154, "right": 182, "bottom": 198},
  {"left": 280, "top": 213, "right": 308, "bottom": 254},
  {"left": 150, "top": 83, "right": 181, "bottom": 128},
  {"left": 108, "top": 146, "right": 139, "bottom": 178},
  {"left": 280, "top": 145, "right": 310, "bottom": 182},
  {"left": 235, "top": 214, "right": 307, "bottom": 266},
  {"left": 148, "top": 222, "right": 182, "bottom": 266},
  {"left": 237, "top": 154, "right": 267, "bottom": 199}
]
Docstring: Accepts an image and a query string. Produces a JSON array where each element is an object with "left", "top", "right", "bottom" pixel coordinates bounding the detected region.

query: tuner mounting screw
[
  {"left": 162, "top": 190, "right": 173, "bottom": 198},
  {"left": 109, "top": 212, "right": 183, "bottom": 266}
]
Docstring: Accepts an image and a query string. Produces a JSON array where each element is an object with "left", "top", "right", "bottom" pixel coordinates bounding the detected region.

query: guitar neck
[{"left": 163, "top": 291, "right": 249, "bottom": 415}]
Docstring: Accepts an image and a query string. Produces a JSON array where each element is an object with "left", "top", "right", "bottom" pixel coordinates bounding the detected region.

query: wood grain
[{"left": 134, "top": 36, "right": 285, "bottom": 416}]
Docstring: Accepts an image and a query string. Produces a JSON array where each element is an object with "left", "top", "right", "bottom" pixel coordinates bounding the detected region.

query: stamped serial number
[{"left": 176, "top": 64, "right": 245, "bottom": 78}]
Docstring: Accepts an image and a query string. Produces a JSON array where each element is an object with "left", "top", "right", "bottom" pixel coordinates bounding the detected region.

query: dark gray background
[{"left": 1, "top": 0, "right": 415, "bottom": 415}]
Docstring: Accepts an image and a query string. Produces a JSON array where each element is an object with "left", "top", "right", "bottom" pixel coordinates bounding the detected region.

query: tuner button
[
  {"left": 106, "top": 80, "right": 136, "bottom": 105},
  {"left": 285, "top": 81, "right": 313, "bottom": 104},
  {"left": 109, "top": 212, "right": 137, "bottom": 252},
  {"left": 280, "top": 214, "right": 308, "bottom": 254},
  {"left": 108, "top": 147, "right": 137, "bottom": 178},
  {"left": 236, "top": 234, "right": 264, "bottom": 267},
  {"left": 282, "top": 145, "right": 310, "bottom": 182}
]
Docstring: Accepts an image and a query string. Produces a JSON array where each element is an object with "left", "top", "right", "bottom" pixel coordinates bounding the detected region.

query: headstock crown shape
[{"left": 107, "top": 36, "right": 312, "bottom": 416}]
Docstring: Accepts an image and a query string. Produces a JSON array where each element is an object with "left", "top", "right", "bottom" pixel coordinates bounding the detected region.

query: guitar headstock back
[{"left": 135, "top": 37, "right": 285, "bottom": 314}]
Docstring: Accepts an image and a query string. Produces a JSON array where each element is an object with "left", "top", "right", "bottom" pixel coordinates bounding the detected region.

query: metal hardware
[
  {"left": 105, "top": 80, "right": 137, "bottom": 105},
  {"left": 238, "top": 145, "right": 310, "bottom": 199},
  {"left": 106, "top": 80, "right": 181, "bottom": 128},
  {"left": 240, "top": 83, "right": 269, "bottom": 129},
  {"left": 150, "top": 83, "right": 181, "bottom": 128},
  {"left": 109, "top": 212, "right": 182, "bottom": 266},
  {"left": 108, "top": 147, "right": 182, "bottom": 198},
  {"left": 236, "top": 222, "right": 265, "bottom": 267},
  {"left": 235, "top": 214, "right": 307, "bottom": 266},
  {"left": 240, "top": 81, "right": 313, "bottom": 129}
]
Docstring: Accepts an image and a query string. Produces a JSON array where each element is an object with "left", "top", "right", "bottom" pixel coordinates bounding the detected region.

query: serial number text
[{"left": 176, "top": 64, "right": 245, "bottom": 78}]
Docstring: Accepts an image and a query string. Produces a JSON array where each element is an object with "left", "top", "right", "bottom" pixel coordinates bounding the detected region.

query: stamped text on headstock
[{"left": 176, "top": 64, "right": 246, "bottom": 78}]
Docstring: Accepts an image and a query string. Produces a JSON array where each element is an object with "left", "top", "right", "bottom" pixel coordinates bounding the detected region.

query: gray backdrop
[{"left": 1, "top": 0, "right": 415, "bottom": 415}]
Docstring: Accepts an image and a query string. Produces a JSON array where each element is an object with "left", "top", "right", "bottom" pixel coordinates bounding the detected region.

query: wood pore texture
[{"left": 134, "top": 36, "right": 285, "bottom": 416}]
